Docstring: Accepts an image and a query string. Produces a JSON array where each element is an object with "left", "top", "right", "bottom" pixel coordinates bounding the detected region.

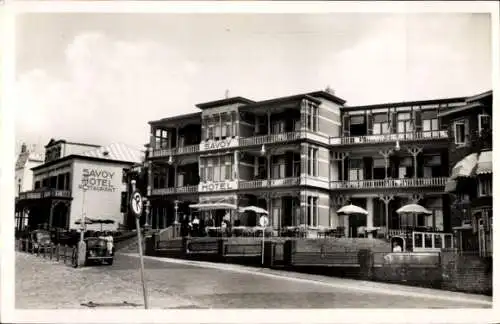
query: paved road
[
  {"left": 16, "top": 252, "right": 491, "bottom": 309},
  {"left": 103, "top": 253, "right": 491, "bottom": 309}
]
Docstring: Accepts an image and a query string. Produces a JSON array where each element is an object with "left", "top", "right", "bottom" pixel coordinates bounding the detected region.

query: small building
[
  {"left": 15, "top": 143, "right": 44, "bottom": 230},
  {"left": 16, "top": 139, "right": 143, "bottom": 232},
  {"left": 441, "top": 90, "right": 493, "bottom": 256}
]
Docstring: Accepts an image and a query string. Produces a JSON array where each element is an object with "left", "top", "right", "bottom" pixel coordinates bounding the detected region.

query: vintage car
[
  {"left": 29, "top": 230, "right": 52, "bottom": 252},
  {"left": 72, "top": 237, "right": 114, "bottom": 267},
  {"left": 84, "top": 237, "right": 114, "bottom": 265}
]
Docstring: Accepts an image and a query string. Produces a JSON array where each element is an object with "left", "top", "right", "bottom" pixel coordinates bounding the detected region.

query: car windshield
[
  {"left": 36, "top": 232, "right": 51, "bottom": 241},
  {"left": 86, "top": 238, "right": 106, "bottom": 248}
]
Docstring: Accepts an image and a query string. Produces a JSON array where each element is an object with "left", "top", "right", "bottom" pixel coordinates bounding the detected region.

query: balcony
[
  {"left": 329, "top": 130, "right": 449, "bottom": 146},
  {"left": 151, "top": 144, "right": 200, "bottom": 158},
  {"left": 18, "top": 189, "right": 71, "bottom": 200},
  {"left": 239, "top": 132, "right": 301, "bottom": 147},
  {"left": 330, "top": 177, "right": 447, "bottom": 190},
  {"left": 151, "top": 185, "right": 198, "bottom": 196},
  {"left": 238, "top": 177, "right": 301, "bottom": 189}
]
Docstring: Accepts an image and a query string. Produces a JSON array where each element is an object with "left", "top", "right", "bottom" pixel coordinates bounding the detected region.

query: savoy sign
[{"left": 78, "top": 168, "right": 117, "bottom": 192}]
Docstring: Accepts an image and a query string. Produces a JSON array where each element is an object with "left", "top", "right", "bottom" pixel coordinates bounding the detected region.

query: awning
[
  {"left": 450, "top": 153, "right": 478, "bottom": 179},
  {"left": 189, "top": 203, "right": 237, "bottom": 211},
  {"left": 476, "top": 150, "right": 492, "bottom": 175},
  {"left": 444, "top": 179, "right": 457, "bottom": 193}
]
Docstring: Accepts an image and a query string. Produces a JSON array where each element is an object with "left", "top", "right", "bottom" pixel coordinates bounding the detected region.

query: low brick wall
[{"left": 441, "top": 251, "right": 492, "bottom": 295}]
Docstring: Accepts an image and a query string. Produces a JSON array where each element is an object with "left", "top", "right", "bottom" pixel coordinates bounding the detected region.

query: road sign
[
  {"left": 259, "top": 215, "right": 269, "bottom": 227},
  {"left": 130, "top": 191, "right": 143, "bottom": 218}
]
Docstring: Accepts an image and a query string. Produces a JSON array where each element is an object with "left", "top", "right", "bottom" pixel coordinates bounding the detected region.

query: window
[
  {"left": 349, "top": 159, "right": 363, "bottom": 181},
  {"left": 307, "top": 147, "right": 319, "bottom": 177},
  {"left": 424, "top": 155, "right": 442, "bottom": 178},
  {"left": 478, "top": 114, "right": 491, "bottom": 136},
  {"left": 397, "top": 113, "right": 413, "bottom": 133},
  {"left": 207, "top": 126, "right": 214, "bottom": 140},
  {"left": 373, "top": 114, "right": 389, "bottom": 135},
  {"left": 206, "top": 166, "right": 214, "bottom": 181},
  {"left": 272, "top": 157, "right": 285, "bottom": 178},
  {"left": 199, "top": 159, "right": 206, "bottom": 181},
  {"left": 453, "top": 120, "right": 468, "bottom": 145},
  {"left": 422, "top": 119, "right": 438, "bottom": 131},
  {"left": 272, "top": 121, "right": 285, "bottom": 134},
  {"left": 307, "top": 196, "right": 319, "bottom": 226},
  {"left": 305, "top": 102, "right": 319, "bottom": 132},
  {"left": 478, "top": 177, "right": 492, "bottom": 197},
  {"left": 373, "top": 158, "right": 386, "bottom": 179}
]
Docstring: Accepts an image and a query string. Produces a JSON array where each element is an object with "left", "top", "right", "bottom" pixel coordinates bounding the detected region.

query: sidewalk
[
  {"left": 120, "top": 252, "right": 492, "bottom": 307},
  {"left": 15, "top": 252, "right": 202, "bottom": 309}
]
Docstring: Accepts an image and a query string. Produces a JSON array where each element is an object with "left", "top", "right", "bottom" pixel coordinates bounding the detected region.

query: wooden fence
[{"left": 16, "top": 239, "right": 76, "bottom": 266}]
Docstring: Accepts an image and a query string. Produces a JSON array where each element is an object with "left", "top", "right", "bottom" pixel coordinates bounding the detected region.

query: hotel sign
[
  {"left": 78, "top": 168, "right": 117, "bottom": 192},
  {"left": 200, "top": 138, "right": 238, "bottom": 152},
  {"left": 198, "top": 180, "right": 238, "bottom": 193}
]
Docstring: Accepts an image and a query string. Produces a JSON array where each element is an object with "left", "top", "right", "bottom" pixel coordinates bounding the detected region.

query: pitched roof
[{"left": 80, "top": 142, "right": 144, "bottom": 164}]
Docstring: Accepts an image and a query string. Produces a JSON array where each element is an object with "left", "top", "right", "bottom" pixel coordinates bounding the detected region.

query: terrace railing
[
  {"left": 151, "top": 144, "right": 200, "bottom": 158},
  {"left": 18, "top": 189, "right": 71, "bottom": 200},
  {"left": 329, "top": 130, "right": 449, "bottom": 145},
  {"left": 330, "top": 177, "right": 447, "bottom": 190},
  {"left": 151, "top": 185, "right": 198, "bottom": 196},
  {"left": 239, "top": 131, "right": 302, "bottom": 147},
  {"left": 238, "top": 177, "right": 301, "bottom": 189}
]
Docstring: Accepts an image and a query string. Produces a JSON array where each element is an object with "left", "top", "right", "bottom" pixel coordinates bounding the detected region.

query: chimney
[
  {"left": 225, "top": 89, "right": 230, "bottom": 99},
  {"left": 21, "top": 143, "right": 27, "bottom": 153}
]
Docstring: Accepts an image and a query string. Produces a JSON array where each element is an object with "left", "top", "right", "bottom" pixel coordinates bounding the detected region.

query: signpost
[
  {"left": 259, "top": 215, "right": 269, "bottom": 265},
  {"left": 130, "top": 180, "right": 149, "bottom": 309}
]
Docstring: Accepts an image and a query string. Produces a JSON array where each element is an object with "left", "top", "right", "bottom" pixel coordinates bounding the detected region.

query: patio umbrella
[
  {"left": 396, "top": 204, "right": 432, "bottom": 229},
  {"left": 396, "top": 204, "right": 432, "bottom": 215},
  {"left": 239, "top": 206, "right": 269, "bottom": 215},
  {"left": 91, "top": 219, "right": 115, "bottom": 231},
  {"left": 337, "top": 204, "right": 368, "bottom": 215},
  {"left": 74, "top": 217, "right": 95, "bottom": 225}
]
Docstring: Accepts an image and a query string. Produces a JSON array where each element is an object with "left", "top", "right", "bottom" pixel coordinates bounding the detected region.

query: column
[
  {"left": 174, "top": 164, "right": 178, "bottom": 187},
  {"left": 147, "top": 161, "right": 153, "bottom": 197},
  {"left": 366, "top": 197, "right": 374, "bottom": 238},
  {"left": 379, "top": 149, "right": 393, "bottom": 179},
  {"left": 49, "top": 201, "right": 56, "bottom": 229},
  {"left": 407, "top": 146, "right": 423, "bottom": 179},
  {"left": 379, "top": 195, "right": 394, "bottom": 238},
  {"left": 266, "top": 150, "right": 271, "bottom": 182},
  {"left": 267, "top": 110, "right": 271, "bottom": 135},
  {"left": 175, "top": 127, "right": 179, "bottom": 148}
]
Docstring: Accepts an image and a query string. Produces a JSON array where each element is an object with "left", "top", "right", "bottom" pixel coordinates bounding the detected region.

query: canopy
[
  {"left": 450, "top": 153, "right": 478, "bottom": 179},
  {"left": 239, "top": 206, "right": 268, "bottom": 215},
  {"left": 75, "top": 217, "right": 115, "bottom": 225},
  {"left": 396, "top": 204, "right": 432, "bottom": 215},
  {"left": 189, "top": 203, "right": 237, "bottom": 211},
  {"left": 476, "top": 150, "right": 492, "bottom": 175},
  {"left": 337, "top": 204, "right": 368, "bottom": 215}
]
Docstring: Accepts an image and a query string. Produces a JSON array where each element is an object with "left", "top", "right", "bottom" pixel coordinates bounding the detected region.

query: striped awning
[
  {"left": 450, "top": 153, "right": 478, "bottom": 179},
  {"left": 476, "top": 151, "right": 492, "bottom": 175}
]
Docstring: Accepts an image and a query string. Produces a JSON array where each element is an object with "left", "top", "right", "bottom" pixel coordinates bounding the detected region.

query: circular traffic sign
[
  {"left": 130, "top": 191, "right": 143, "bottom": 218},
  {"left": 259, "top": 215, "right": 269, "bottom": 227}
]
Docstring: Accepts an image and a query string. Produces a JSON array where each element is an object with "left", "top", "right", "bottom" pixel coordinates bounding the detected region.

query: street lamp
[
  {"left": 394, "top": 140, "right": 401, "bottom": 152},
  {"left": 260, "top": 144, "right": 266, "bottom": 156}
]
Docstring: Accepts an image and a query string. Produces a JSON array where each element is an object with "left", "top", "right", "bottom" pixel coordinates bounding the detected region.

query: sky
[{"left": 14, "top": 12, "right": 492, "bottom": 153}]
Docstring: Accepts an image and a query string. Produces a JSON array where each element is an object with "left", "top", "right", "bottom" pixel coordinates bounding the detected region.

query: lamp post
[
  {"left": 76, "top": 175, "right": 89, "bottom": 267},
  {"left": 174, "top": 200, "right": 179, "bottom": 224}
]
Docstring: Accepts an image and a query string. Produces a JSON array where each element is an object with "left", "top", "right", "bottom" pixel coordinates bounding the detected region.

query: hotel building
[
  {"left": 15, "top": 139, "right": 143, "bottom": 231},
  {"left": 144, "top": 89, "right": 492, "bottom": 245}
]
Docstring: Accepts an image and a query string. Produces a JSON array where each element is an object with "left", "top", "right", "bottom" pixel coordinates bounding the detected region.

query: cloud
[{"left": 16, "top": 32, "right": 199, "bottom": 149}]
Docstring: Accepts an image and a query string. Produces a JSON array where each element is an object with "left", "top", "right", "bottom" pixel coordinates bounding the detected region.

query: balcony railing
[
  {"left": 151, "top": 144, "right": 200, "bottom": 158},
  {"left": 330, "top": 177, "right": 448, "bottom": 190},
  {"left": 239, "top": 132, "right": 301, "bottom": 147},
  {"left": 239, "top": 177, "right": 301, "bottom": 189},
  {"left": 151, "top": 185, "right": 198, "bottom": 196},
  {"left": 329, "top": 130, "right": 449, "bottom": 145},
  {"left": 18, "top": 189, "right": 71, "bottom": 200}
]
